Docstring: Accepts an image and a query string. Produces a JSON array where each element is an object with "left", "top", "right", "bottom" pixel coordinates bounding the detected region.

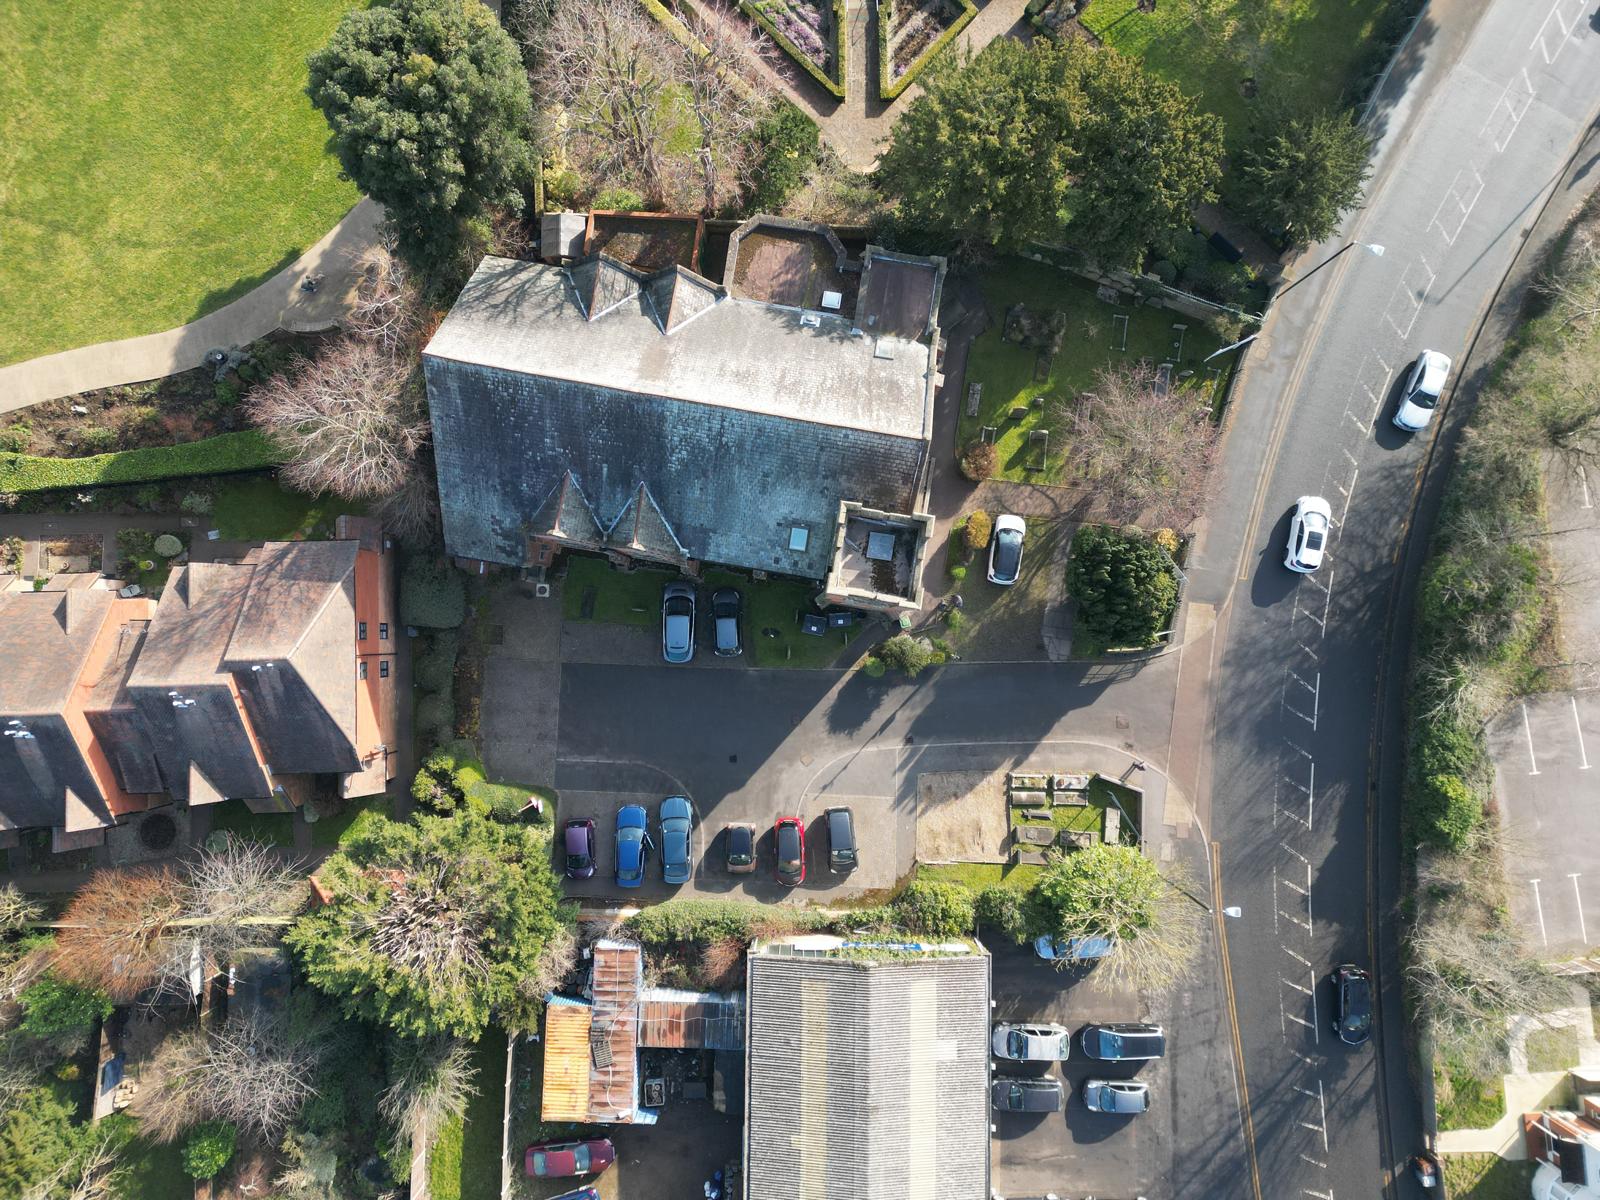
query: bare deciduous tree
[
  {"left": 519, "top": 922, "right": 579, "bottom": 1003},
  {"left": 376, "top": 456, "right": 443, "bottom": 546},
  {"left": 679, "top": 9, "right": 775, "bottom": 214},
  {"left": 1051, "top": 362, "right": 1221, "bottom": 529},
  {"left": 345, "top": 239, "right": 425, "bottom": 358},
  {"left": 379, "top": 1037, "right": 478, "bottom": 1144},
  {"left": 0, "top": 884, "right": 41, "bottom": 934},
  {"left": 246, "top": 338, "right": 428, "bottom": 502},
  {"left": 1535, "top": 224, "right": 1600, "bottom": 331},
  {"left": 141, "top": 1011, "right": 323, "bottom": 1142}
]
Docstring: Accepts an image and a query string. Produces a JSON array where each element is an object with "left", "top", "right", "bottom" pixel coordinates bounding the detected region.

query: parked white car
[
  {"left": 1284, "top": 496, "right": 1333, "bottom": 573},
  {"left": 991, "top": 1022, "right": 1071, "bottom": 1062},
  {"left": 1393, "top": 350, "right": 1452, "bottom": 431},
  {"left": 987, "top": 515, "right": 1026, "bottom": 585}
]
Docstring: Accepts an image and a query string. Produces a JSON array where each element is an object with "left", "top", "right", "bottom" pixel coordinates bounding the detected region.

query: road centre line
[
  {"left": 1522, "top": 702, "right": 1541, "bottom": 774},
  {"left": 1572, "top": 696, "right": 1590, "bottom": 768},
  {"left": 1530, "top": 879, "right": 1549, "bottom": 947},
  {"left": 1571, "top": 874, "right": 1589, "bottom": 945}
]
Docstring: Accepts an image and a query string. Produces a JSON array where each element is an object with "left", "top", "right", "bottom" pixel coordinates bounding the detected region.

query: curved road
[{"left": 1181, "top": 2, "right": 1600, "bottom": 1198}]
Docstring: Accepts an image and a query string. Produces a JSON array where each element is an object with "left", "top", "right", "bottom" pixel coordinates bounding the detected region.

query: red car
[
  {"left": 524, "top": 1138, "right": 615, "bottom": 1179},
  {"left": 775, "top": 816, "right": 805, "bottom": 885}
]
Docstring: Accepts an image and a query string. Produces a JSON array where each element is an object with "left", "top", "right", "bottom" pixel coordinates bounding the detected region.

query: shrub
[
  {"left": 959, "top": 440, "right": 997, "bottom": 481},
  {"left": 945, "top": 608, "right": 966, "bottom": 631},
  {"left": 415, "top": 693, "right": 455, "bottom": 737},
  {"left": 1416, "top": 774, "right": 1483, "bottom": 850},
  {"left": 892, "top": 879, "right": 974, "bottom": 937},
  {"left": 0, "top": 430, "right": 283, "bottom": 494},
  {"left": 75, "top": 426, "right": 118, "bottom": 454},
  {"left": 414, "top": 633, "right": 459, "bottom": 693},
  {"left": 593, "top": 186, "right": 645, "bottom": 212},
  {"left": 748, "top": 99, "right": 820, "bottom": 212},
  {"left": 412, "top": 749, "right": 464, "bottom": 814},
  {"left": 975, "top": 884, "right": 1029, "bottom": 942},
  {"left": 876, "top": 633, "right": 937, "bottom": 678},
  {"left": 543, "top": 167, "right": 583, "bottom": 209},
  {"left": 18, "top": 976, "right": 112, "bottom": 1041},
  {"left": 1411, "top": 717, "right": 1486, "bottom": 782},
  {"left": 1149, "top": 259, "right": 1178, "bottom": 285},
  {"left": 153, "top": 534, "right": 183, "bottom": 558},
  {"left": 400, "top": 554, "right": 466, "bottom": 629},
  {"left": 1066, "top": 525, "right": 1178, "bottom": 649},
  {"left": 0, "top": 425, "right": 30, "bottom": 454},
  {"left": 182, "top": 1121, "right": 237, "bottom": 1179},
  {"left": 862, "top": 657, "right": 887, "bottom": 677},
  {"left": 180, "top": 491, "right": 214, "bottom": 515},
  {"left": 948, "top": 564, "right": 967, "bottom": 581},
  {"left": 1151, "top": 528, "right": 1180, "bottom": 556},
  {"left": 963, "top": 509, "right": 993, "bottom": 553},
  {"left": 626, "top": 898, "right": 811, "bottom": 947}
]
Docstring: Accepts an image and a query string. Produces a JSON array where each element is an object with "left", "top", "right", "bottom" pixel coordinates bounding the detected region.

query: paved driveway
[{"left": 1487, "top": 691, "right": 1600, "bottom": 956}]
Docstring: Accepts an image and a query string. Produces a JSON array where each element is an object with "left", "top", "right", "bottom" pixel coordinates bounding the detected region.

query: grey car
[
  {"left": 991, "top": 1022, "right": 1070, "bottom": 1062},
  {"left": 1080, "top": 1022, "right": 1166, "bottom": 1061},
  {"left": 711, "top": 587, "right": 742, "bottom": 657},
  {"left": 659, "top": 795, "right": 694, "bottom": 885},
  {"left": 824, "top": 806, "right": 856, "bottom": 873},
  {"left": 662, "top": 582, "right": 695, "bottom": 663},
  {"left": 1083, "top": 1078, "right": 1150, "bottom": 1115},
  {"left": 991, "top": 1077, "right": 1063, "bottom": 1113}
]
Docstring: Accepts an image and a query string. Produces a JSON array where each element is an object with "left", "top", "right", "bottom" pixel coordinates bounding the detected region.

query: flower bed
[
  {"left": 878, "top": 0, "right": 975, "bottom": 100},
  {"left": 742, "top": 0, "right": 846, "bottom": 99}
]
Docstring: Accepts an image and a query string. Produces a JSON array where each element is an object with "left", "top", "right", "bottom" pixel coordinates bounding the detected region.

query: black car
[
  {"left": 824, "top": 806, "right": 856, "bottom": 873},
  {"left": 724, "top": 822, "right": 756, "bottom": 874},
  {"left": 1332, "top": 964, "right": 1373, "bottom": 1045},
  {"left": 991, "top": 1077, "right": 1063, "bottom": 1113},
  {"left": 1080, "top": 1023, "right": 1166, "bottom": 1061},
  {"left": 711, "top": 588, "right": 742, "bottom": 657}
]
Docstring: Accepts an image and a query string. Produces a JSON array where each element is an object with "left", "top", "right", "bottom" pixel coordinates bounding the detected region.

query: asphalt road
[{"left": 1184, "top": 2, "right": 1600, "bottom": 1198}]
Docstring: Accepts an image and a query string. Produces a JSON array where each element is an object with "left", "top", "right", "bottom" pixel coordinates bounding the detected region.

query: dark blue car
[
  {"left": 615, "top": 805, "right": 651, "bottom": 888},
  {"left": 659, "top": 796, "right": 694, "bottom": 885}
]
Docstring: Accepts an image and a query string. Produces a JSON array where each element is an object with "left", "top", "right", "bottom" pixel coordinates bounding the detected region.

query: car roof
[
  {"left": 617, "top": 805, "right": 647, "bottom": 828},
  {"left": 1418, "top": 350, "right": 1451, "bottom": 392},
  {"left": 564, "top": 824, "right": 590, "bottom": 850}
]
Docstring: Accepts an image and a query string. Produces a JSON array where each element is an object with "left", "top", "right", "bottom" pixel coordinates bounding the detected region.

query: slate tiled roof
[
  {"left": 423, "top": 254, "right": 938, "bottom": 578},
  {"left": 745, "top": 947, "right": 991, "bottom": 1200},
  {"left": 0, "top": 590, "right": 113, "bottom": 714}
]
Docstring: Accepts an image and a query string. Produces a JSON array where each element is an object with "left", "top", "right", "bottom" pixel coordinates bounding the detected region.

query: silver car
[
  {"left": 661, "top": 582, "right": 695, "bottom": 663},
  {"left": 1393, "top": 350, "right": 1451, "bottom": 431},
  {"left": 991, "top": 1022, "right": 1071, "bottom": 1062},
  {"left": 1083, "top": 1078, "right": 1150, "bottom": 1114}
]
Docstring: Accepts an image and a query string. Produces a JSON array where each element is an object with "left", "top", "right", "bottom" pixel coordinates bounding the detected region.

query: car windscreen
[
  {"left": 1007, "top": 1030, "right": 1025, "bottom": 1057},
  {"left": 1411, "top": 390, "right": 1439, "bottom": 409},
  {"left": 777, "top": 826, "right": 800, "bottom": 865}
]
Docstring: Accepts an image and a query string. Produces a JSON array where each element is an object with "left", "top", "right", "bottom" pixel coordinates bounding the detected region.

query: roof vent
[
  {"left": 788, "top": 526, "right": 809, "bottom": 552},
  {"left": 821, "top": 290, "right": 843, "bottom": 311},
  {"left": 873, "top": 339, "right": 895, "bottom": 360},
  {"left": 800, "top": 312, "right": 821, "bottom": 328}
]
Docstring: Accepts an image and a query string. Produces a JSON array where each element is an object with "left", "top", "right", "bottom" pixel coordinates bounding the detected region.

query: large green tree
[
  {"left": 286, "top": 812, "right": 571, "bottom": 1039},
  {"left": 1065, "top": 525, "right": 1178, "bottom": 649},
  {"left": 1233, "top": 107, "right": 1373, "bottom": 244},
  {"left": 876, "top": 40, "right": 1222, "bottom": 263},
  {"left": 307, "top": 0, "right": 535, "bottom": 279},
  {"left": 1025, "top": 843, "right": 1201, "bottom": 991}
]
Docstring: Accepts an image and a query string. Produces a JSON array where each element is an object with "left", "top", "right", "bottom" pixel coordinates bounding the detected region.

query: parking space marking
[
  {"left": 1522, "top": 702, "right": 1542, "bottom": 774},
  {"left": 1480, "top": 68, "right": 1537, "bottom": 153},
  {"left": 1580, "top": 463, "right": 1592, "bottom": 508},
  {"left": 1427, "top": 168, "right": 1486, "bottom": 246},
  {"left": 1299, "top": 1154, "right": 1329, "bottom": 1171},
  {"left": 1385, "top": 256, "right": 1437, "bottom": 337},
  {"left": 1571, "top": 874, "right": 1589, "bottom": 944},
  {"left": 1572, "top": 697, "right": 1591, "bottom": 769},
  {"left": 1282, "top": 669, "right": 1320, "bottom": 730},
  {"left": 1530, "top": 878, "right": 1549, "bottom": 947},
  {"left": 1530, "top": 0, "right": 1584, "bottom": 64}
]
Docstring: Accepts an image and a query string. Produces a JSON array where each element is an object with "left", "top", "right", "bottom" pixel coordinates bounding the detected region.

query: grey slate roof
[
  {"left": 0, "top": 590, "right": 112, "bottom": 715},
  {"left": 744, "top": 949, "right": 991, "bottom": 1200},
  {"left": 424, "top": 256, "right": 936, "bottom": 578}
]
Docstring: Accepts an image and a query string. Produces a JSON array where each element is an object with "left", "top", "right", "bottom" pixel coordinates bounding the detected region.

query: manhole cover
[{"left": 138, "top": 812, "right": 177, "bottom": 852}]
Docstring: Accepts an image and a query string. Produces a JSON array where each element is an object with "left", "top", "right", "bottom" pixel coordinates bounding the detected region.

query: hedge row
[
  {"left": 741, "top": 0, "right": 846, "bottom": 100},
  {"left": 0, "top": 430, "right": 283, "bottom": 494},
  {"left": 879, "top": 0, "right": 976, "bottom": 101}
]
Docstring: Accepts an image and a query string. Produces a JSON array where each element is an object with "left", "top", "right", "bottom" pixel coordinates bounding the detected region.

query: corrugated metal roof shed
[
  {"left": 587, "top": 939, "right": 642, "bottom": 1123},
  {"left": 638, "top": 987, "right": 745, "bottom": 1050},
  {"left": 540, "top": 998, "right": 593, "bottom": 1124}
]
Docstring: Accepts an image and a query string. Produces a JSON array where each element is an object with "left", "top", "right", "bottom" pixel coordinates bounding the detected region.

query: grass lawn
[
  {"left": 703, "top": 569, "right": 860, "bottom": 669},
  {"left": 959, "top": 258, "right": 1226, "bottom": 483},
  {"left": 207, "top": 799, "right": 295, "bottom": 849},
  {"left": 1525, "top": 1024, "right": 1580, "bottom": 1074},
  {"left": 430, "top": 1028, "right": 507, "bottom": 1200},
  {"left": 918, "top": 861, "right": 1042, "bottom": 891},
  {"left": 1079, "top": 0, "right": 1398, "bottom": 154},
  {"left": 311, "top": 793, "right": 390, "bottom": 847},
  {"left": 1440, "top": 1154, "right": 1536, "bottom": 1200},
  {"left": 116, "top": 1135, "right": 189, "bottom": 1200},
  {"left": 1434, "top": 1063, "right": 1505, "bottom": 1132},
  {"left": 942, "top": 515, "right": 1070, "bottom": 660},
  {"left": 1010, "top": 776, "right": 1143, "bottom": 840},
  {"left": 211, "top": 475, "right": 364, "bottom": 542},
  {"left": 0, "top": 0, "right": 364, "bottom": 366},
  {"left": 561, "top": 555, "right": 670, "bottom": 628}
]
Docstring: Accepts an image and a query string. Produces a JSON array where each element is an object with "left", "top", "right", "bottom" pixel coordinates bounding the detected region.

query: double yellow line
[{"left": 1214, "top": 840, "right": 1264, "bottom": 1200}]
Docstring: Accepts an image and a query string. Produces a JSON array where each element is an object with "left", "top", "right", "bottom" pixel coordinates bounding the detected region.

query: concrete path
[{"left": 0, "top": 199, "right": 384, "bottom": 413}]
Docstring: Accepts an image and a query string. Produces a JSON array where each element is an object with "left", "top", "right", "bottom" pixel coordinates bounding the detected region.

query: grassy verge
[
  {"left": 207, "top": 799, "right": 295, "bottom": 849},
  {"left": 959, "top": 257, "right": 1225, "bottom": 483},
  {"left": 1440, "top": 1154, "right": 1536, "bottom": 1200},
  {"left": 1433, "top": 1063, "right": 1505, "bottom": 1132},
  {"left": 211, "top": 474, "right": 364, "bottom": 541},
  {"left": 454, "top": 1029, "right": 507, "bottom": 1200},
  {"left": 1078, "top": 0, "right": 1403, "bottom": 154},
  {"left": 704, "top": 569, "right": 859, "bottom": 668},
  {"left": 1525, "top": 1024, "right": 1579, "bottom": 1073},
  {"left": 917, "top": 861, "right": 1042, "bottom": 891},
  {"left": 0, "top": 0, "right": 362, "bottom": 365}
]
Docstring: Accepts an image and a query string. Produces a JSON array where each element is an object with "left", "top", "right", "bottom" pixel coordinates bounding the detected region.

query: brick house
[{"left": 0, "top": 516, "right": 397, "bottom": 848}]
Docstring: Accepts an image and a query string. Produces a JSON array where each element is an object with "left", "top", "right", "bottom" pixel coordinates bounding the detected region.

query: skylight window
[{"left": 789, "top": 526, "right": 809, "bottom": 552}]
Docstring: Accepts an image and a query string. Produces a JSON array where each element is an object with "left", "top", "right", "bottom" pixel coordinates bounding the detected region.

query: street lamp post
[
  {"left": 1272, "top": 240, "right": 1386, "bottom": 303},
  {"left": 1162, "top": 872, "right": 1241, "bottom": 919}
]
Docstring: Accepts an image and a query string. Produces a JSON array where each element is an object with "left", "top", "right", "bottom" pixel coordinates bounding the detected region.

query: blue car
[
  {"left": 659, "top": 796, "right": 694, "bottom": 885},
  {"left": 1034, "top": 934, "right": 1116, "bottom": 962},
  {"left": 615, "top": 805, "right": 651, "bottom": 888}
]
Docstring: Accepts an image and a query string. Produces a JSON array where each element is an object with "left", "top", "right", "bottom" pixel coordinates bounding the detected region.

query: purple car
[{"left": 563, "top": 818, "right": 596, "bottom": 880}]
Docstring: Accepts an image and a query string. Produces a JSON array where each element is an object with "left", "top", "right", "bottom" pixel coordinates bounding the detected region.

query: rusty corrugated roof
[
  {"left": 540, "top": 1002, "right": 593, "bottom": 1124},
  {"left": 587, "top": 940, "right": 642, "bottom": 1122}
]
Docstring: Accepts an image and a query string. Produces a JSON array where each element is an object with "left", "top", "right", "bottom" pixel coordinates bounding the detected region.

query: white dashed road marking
[
  {"left": 1530, "top": 878, "right": 1549, "bottom": 947},
  {"left": 1571, "top": 874, "right": 1589, "bottom": 945},
  {"left": 1523, "top": 702, "right": 1541, "bottom": 774}
]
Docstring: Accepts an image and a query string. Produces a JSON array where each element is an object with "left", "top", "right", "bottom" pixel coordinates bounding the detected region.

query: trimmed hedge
[
  {"left": 879, "top": 0, "right": 976, "bottom": 101},
  {"left": 0, "top": 430, "right": 284, "bottom": 494},
  {"left": 742, "top": 0, "right": 846, "bottom": 100}
]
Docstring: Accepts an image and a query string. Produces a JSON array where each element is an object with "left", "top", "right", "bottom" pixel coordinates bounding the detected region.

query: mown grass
[
  {"left": 703, "top": 569, "right": 859, "bottom": 669},
  {"left": 917, "top": 861, "right": 1042, "bottom": 891},
  {"left": 207, "top": 799, "right": 295, "bottom": 849},
  {"left": 1079, "top": 0, "right": 1401, "bottom": 154},
  {"left": 0, "top": 0, "right": 365, "bottom": 366},
  {"left": 115, "top": 1134, "right": 190, "bottom": 1200},
  {"left": 1440, "top": 1153, "right": 1535, "bottom": 1200},
  {"left": 211, "top": 474, "right": 365, "bottom": 542},
  {"left": 1525, "top": 1024, "right": 1579, "bottom": 1074},
  {"left": 960, "top": 257, "right": 1225, "bottom": 483},
  {"left": 311, "top": 793, "right": 391, "bottom": 848},
  {"left": 561, "top": 555, "right": 670, "bottom": 628}
]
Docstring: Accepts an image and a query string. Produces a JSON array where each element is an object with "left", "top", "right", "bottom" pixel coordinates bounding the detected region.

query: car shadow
[
  {"left": 1248, "top": 506, "right": 1301, "bottom": 609},
  {"left": 1372, "top": 370, "right": 1415, "bottom": 451}
]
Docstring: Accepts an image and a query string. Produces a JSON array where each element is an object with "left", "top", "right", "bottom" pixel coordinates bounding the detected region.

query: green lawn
[
  {"left": 0, "top": 0, "right": 365, "bottom": 366},
  {"left": 1079, "top": 0, "right": 1397, "bottom": 154},
  {"left": 207, "top": 799, "right": 295, "bottom": 849},
  {"left": 960, "top": 258, "right": 1227, "bottom": 483},
  {"left": 704, "top": 569, "right": 860, "bottom": 668},
  {"left": 115, "top": 1135, "right": 189, "bottom": 1200},
  {"left": 918, "top": 861, "right": 1042, "bottom": 891},
  {"left": 1010, "top": 776, "right": 1143, "bottom": 840},
  {"left": 561, "top": 555, "right": 670, "bottom": 628},
  {"left": 1440, "top": 1154, "right": 1536, "bottom": 1200},
  {"left": 211, "top": 475, "right": 364, "bottom": 542},
  {"left": 430, "top": 1029, "right": 506, "bottom": 1200},
  {"left": 311, "top": 793, "right": 391, "bottom": 847},
  {"left": 1434, "top": 1064, "right": 1505, "bottom": 1132}
]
